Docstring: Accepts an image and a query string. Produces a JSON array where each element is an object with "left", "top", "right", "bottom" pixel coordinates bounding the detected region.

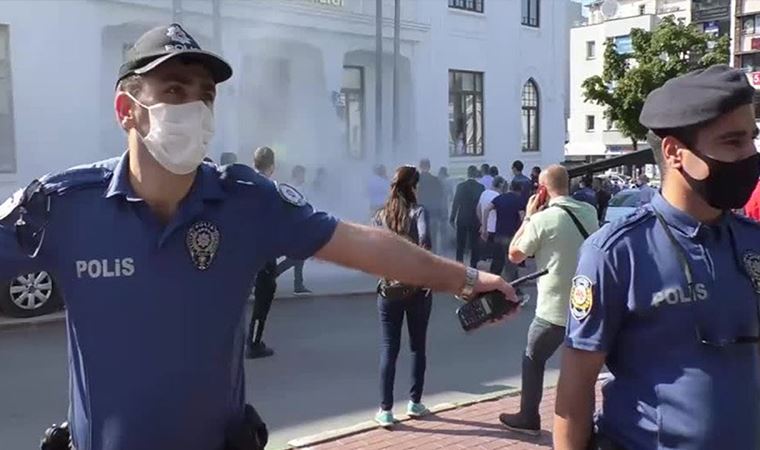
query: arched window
[{"left": 521, "top": 79, "right": 539, "bottom": 152}]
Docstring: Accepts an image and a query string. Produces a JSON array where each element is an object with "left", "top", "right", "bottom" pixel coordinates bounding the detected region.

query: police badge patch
[
  {"left": 186, "top": 222, "right": 220, "bottom": 271},
  {"left": 570, "top": 276, "right": 594, "bottom": 321},
  {"left": 742, "top": 251, "right": 760, "bottom": 294},
  {"left": 277, "top": 183, "right": 307, "bottom": 207}
]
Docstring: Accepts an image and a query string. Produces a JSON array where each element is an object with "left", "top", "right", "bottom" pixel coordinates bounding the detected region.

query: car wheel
[{"left": 0, "top": 271, "right": 62, "bottom": 318}]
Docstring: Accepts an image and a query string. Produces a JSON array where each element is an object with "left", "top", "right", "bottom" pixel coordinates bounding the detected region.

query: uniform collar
[
  {"left": 651, "top": 193, "right": 704, "bottom": 238},
  {"left": 105, "top": 152, "right": 226, "bottom": 202}
]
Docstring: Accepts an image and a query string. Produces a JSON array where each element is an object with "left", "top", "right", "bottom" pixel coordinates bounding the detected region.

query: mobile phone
[
  {"left": 456, "top": 269, "right": 548, "bottom": 332},
  {"left": 537, "top": 185, "right": 548, "bottom": 207}
]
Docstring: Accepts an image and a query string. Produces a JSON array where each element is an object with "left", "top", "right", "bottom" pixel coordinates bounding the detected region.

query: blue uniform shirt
[
  {"left": 567, "top": 193, "right": 760, "bottom": 450},
  {"left": 572, "top": 186, "right": 598, "bottom": 208},
  {"left": 0, "top": 154, "right": 338, "bottom": 450}
]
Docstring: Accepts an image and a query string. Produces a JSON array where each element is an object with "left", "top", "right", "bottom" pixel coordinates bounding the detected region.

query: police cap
[
  {"left": 118, "top": 23, "right": 232, "bottom": 84},
  {"left": 639, "top": 65, "right": 755, "bottom": 130}
]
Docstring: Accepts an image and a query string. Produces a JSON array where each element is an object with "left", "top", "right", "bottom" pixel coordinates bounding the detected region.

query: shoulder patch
[
  {"left": 592, "top": 207, "right": 654, "bottom": 250},
  {"left": 277, "top": 182, "right": 307, "bottom": 207},
  {"left": 570, "top": 276, "right": 594, "bottom": 321}
]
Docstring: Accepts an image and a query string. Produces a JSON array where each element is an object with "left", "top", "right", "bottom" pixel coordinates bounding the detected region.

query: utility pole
[
  {"left": 212, "top": 0, "right": 222, "bottom": 53},
  {"left": 172, "top": 0, "right": 182, "bottom": 22},
  {"left": 392, "top": 0, "right": 400, "bottom": 151},
  {"left": 375, "top": 0, "right": 383, "bottom": 157}
]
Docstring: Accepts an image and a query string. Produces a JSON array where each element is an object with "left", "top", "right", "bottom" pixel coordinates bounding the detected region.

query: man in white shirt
[
  {"left": 479, "top": 163, "right": 494, "bottom": 190},
  {"left": 478, "top": 176, "right": 504, "bottom": 262}
]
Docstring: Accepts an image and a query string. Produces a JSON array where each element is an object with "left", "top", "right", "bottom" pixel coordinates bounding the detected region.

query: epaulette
[
  {"left": 217, "top": 163, "right": 270, "bottom": 191},
  {"left": 0, "top": 158, "right": 118, "bottom": 221},
  {"left": 590, "top": 207, "right": 654, "bottom": 250},
  {"left": 733, "top": 213, "right": 760, "bottom": 229},
  {"left": 217, "top": 163, "right": 307, "bottom": 207},
  {"left": 38, "top": 158, "right": 118, "bottom": 196}
]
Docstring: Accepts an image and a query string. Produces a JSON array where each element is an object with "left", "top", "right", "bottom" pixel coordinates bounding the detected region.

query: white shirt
[
  {"left": 478, "top": 189, "right": 499, "bottom": 233},
  {"left": 479, "top": 175, "right": 494, "bottom": 190}
]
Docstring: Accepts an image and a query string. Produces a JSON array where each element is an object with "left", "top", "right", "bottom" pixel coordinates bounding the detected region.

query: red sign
[
  {"left": 752, "top": 72, "right": 760, "bottom": 86},
  {"left": 753, "top": 38, "right": 760, "bottom": 50}
]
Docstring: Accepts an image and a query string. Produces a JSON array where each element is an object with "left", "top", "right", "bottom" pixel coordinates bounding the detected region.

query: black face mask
[{"left": 681, "top": 151, "right": 760, "bottom": 210}]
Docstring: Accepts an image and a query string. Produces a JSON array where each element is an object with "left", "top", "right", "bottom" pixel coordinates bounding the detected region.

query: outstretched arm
[{"left": 316, "top": 221, "right": 515, "bottom": 299}]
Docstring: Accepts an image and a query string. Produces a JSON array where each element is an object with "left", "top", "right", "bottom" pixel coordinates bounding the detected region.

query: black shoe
[
  {"left": 498, "top": 413, "right": 541, "bottom": 436},
  {"left": 294, "top": 286, "right": 313, "bottom": 296},
  {"left": 246, "top": 342, "right": 274, "bottom": 359}
]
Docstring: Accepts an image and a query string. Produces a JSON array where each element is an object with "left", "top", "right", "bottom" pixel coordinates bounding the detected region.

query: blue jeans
[{"left": 377, "top": 291, "right": 433, "bottom": 410}]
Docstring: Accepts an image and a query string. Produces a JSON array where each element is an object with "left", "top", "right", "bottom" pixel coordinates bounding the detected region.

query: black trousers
[
  {"left": 455, "top": 223, "right": 480, "bottom": 268},
  {"left": 377, "top": 291, "right": 433, "bottom": 411},
  {"left": 276, "top": 258, "right": 305, "bottom": 289},
  {"left": 248, "top": 260, "right": 277, "bottom": 346}
]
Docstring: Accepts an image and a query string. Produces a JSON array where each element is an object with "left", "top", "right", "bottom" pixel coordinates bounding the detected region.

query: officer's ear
[
  {"left": 114, "top": 91, "right": 138, "bottom": 132},
  {"left": 661, "top": 136, "right": 686, "bottom": 170}
]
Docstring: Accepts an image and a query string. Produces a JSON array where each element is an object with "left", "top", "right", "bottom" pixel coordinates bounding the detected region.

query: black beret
[{"left": 639, "top": 65, "right": 755, "bottom": 130}]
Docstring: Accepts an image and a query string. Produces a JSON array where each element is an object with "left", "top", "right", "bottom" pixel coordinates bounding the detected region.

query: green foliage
[{"left": 581, "top": 16, "right": 730, "bottom": 149}]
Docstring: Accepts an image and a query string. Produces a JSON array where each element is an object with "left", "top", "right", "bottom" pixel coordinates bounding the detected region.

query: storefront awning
[{"left": 566, "top": 148, "right": 655, "bottom": 178}]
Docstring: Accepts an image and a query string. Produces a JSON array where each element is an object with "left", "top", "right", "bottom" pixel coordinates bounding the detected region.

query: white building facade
[
  {"left": 0, "top": 0, "right": 570, "bottom": 204},
  {"left": 733, "top": 0, "right": 760, "bottom": 127},
  {"left": 566, "top": 0, "right": 692, "bottom": 163},
  {"left": 567, "top": 0, "right": 730, "bottom": 164}
]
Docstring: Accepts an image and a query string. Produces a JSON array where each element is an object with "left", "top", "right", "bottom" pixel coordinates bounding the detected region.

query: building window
[
  {"left": 586, "top": 115, "right": 595, "bottom": 132},
  {"left": 754, "top": 90, "right": 760, "bottom": 120},
  {"left": 613, "top": 35, "right": 633, "bottom": 54},
  {"left": 521, "top": 0, "right": 540, "bottom": 27},
  {"left": 741, "top": 53, "right": 760, "bottom": 73},
  {"left": 449, "top": 70, "right": 484, "bottom": 157},
  {"left": 0, "top": 25, "right": 16, "bottom": 174},
  {"left": 638, "top": 4, "right": 645, "bottom": 15},
  {"left": 340, "top": 66, "right": 364, "bottom": 159},
  {"left": 743, "top": 15, "right": 757, "bottom": 35},
  {"left": 521, "top": 79, "right": 539, "bottom": 152},
  {"left": 448, "top": 0, "right": 483, "bottom": 13},
  {"left": 586, "top": 41, "right": 596, "bottom": 59}
]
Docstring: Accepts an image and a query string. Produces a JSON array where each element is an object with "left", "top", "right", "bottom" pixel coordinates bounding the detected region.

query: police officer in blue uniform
[
  {"left": 554, "top": 65, "right": 760, "bottom": 450},
  {"left": 5, "top": 24, "right": 515, "bottom": 450}
]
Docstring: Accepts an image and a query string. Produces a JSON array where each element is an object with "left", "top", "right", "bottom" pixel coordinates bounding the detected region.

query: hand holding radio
[{"left": 456, "top": 269, "right": 548, "bottom": 332}]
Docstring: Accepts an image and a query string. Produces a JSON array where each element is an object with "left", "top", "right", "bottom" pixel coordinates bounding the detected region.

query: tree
[{"left": 582, "top": 16, "right": 730, "bottom": 151}]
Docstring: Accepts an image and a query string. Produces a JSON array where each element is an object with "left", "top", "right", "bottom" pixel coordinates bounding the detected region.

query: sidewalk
[{"left": 296, "top": 383, "right": 603, "bottom": 450}]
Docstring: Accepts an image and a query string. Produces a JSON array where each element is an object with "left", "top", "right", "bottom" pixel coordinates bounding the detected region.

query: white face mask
[{"left": 127, "top": 93, "right": 215, "bottom": 175}]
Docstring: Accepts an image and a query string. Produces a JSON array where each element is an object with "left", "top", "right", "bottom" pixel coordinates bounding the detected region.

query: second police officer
[
  {"left": 553, "top": 65, "right": 760, "bottom": 450},
  {"left": 13, "top": 24, "right": 516, "bottom": 450}
]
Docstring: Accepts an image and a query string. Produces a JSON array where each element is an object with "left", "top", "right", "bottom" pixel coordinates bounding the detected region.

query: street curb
[
  {"left": 0, "top": 290, "right": 376, "bottom": 332},
  {"left": 286, "top": 386, "right": 524, "bottom": 449},
  {"left": 287, "top": 374, "right": 612, "bottom": 449}
]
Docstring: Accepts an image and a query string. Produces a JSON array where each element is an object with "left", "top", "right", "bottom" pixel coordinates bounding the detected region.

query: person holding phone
[{"left": 500, "top": 165, "right": 598, "bottom": 435}]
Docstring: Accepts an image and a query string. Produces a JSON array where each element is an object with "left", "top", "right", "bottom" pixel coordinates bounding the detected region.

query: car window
[{"left": 609, "top": 191, "right": 641, "bottom": 207}]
